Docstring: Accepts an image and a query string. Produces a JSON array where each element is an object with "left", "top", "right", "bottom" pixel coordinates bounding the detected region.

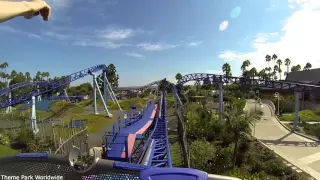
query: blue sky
[{"left": 1, "top": 0, "right": 319, "bottom": 86}]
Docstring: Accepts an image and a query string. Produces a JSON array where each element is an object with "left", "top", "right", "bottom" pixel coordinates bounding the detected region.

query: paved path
[{"left": 248, "top": 102, "right": 320, "bottom": 179}]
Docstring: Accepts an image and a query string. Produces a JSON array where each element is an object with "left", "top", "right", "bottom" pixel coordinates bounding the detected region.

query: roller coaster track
[
  {"left": 147, "top": 91, "right": 172, "bottom": 167},
  {"left": 0, "top": 81, "right": 49, "bottom": 97},
  {"left": 177, "top": 73, "right": 320, "bottom": 91},
  {"left": 0, "top": 64, "right": 107, "bottom": 109}
]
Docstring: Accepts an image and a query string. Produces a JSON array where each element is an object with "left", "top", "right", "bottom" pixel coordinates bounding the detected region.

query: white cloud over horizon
[
  {"left": 218, "top": 0, "right": 320, "bottom": 79},
  {"left": 125, "top": 52, "right": 145, "bottom": 59}
]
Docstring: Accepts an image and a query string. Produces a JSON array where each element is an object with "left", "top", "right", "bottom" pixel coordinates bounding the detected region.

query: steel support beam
[{"left": 294, "top": 91, "right": 300, "bottom": 129}]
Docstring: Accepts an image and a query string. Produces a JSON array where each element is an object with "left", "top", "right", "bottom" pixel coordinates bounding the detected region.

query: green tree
[
  {"left": 265, "top": 55, "right": 272, "bottom": 77},
  {"left": 291, "top": 64, "right": 301, "bottom": 72},
  {"left": 284, "top": 58, "right": 291, "bottom": 77},
  {"left": 222, "top": 63, "right": 232, "bottom": 77},
  {"left": 303, "top": 62, "right": 312, "bottom": 70},
  {"left": 106, "top": 64, "right": 119, "bottom": 88},
  {"left": 248, "top": 67, "right": 257, "bottom": 79},
  {"left": 223, "top": 101, "right": 261, "bottom": 167},
  {"left": 175, "top": 73, "right": 183, "bottom": 81},
  {"left": 276, "top": 59, "right": 282, "bottom": 80}
]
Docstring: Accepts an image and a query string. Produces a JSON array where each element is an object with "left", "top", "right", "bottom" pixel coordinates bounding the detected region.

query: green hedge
[{"left": 279, "top": 110, "right": 318, "bottom": 122}]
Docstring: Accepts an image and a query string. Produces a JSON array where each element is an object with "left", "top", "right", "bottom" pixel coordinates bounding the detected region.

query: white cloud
[
  {"left": 125, "top": 52, "right": 145, "bottom": 59},
  {"left": 218, "top": 0, "right": 320, "bottom": 79},
  {"left": 219, "top": 21, "right": 229, "bottom": 31},
  {"left": 205, "top": 69, "right": 223, "bottom": 75},
  {"left": 0, "top": 25, "right": 41, "bottom": 39},
  {"left": 43, "top": 32, "right": 69, "bottom": 40},
  {"left": 74, "top": 40, "right": 131, "bottom": 49},
  {"left": 137, "top": 43, "right": 179, "bottom": 51},
  {"left": 187, "top": 41, "right": 203, "bottom": 47},
  {"left": 100, "top": 28, "right": 134, "bottom": 40}
]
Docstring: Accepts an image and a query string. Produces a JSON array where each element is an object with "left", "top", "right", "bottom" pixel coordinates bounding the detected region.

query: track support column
[
  {"left": 294, "top": 91, "right": 300, "bottom": 129},
  {"left": 103, "top": 71, "right": 108, "bottom": 106},
  {"left": 218, "top": 83, "right": 223, "bottom": 121},
  {"left": 37, "top": 85, "right": 42, "bottom": 102},
  {"left": 6, "top": 92, "right": 12, "bottom": 113},
  {"left": 30, "top": 95, "right": 39, "bottom": 134},
  {"left": 92, "top": 74, "right": 98, "bottom": 115}
]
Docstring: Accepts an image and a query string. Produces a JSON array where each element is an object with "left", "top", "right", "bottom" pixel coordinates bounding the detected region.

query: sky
[{"left": 1, "top": 0, "right": 320, "bottom": 87}]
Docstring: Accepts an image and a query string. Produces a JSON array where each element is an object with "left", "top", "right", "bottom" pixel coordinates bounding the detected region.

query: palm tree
[
  {"left": 303, "top": 62, "right": 312, "bottom": 70},
  {"left": 224, "top": 100, "right": 261, "bottom": 167},
  {"left": 272, "top": 54, "right": 278, "bottom": 79},
  {"left": 276, "top": 59, "right": 282, "bottom": 80},
  {"left": 45, "top": 72, "right": 50, "bottom": 80},
  {"left": 284, "top": 58, "right": 291, "bottom": 77},
  {"left": 25, "top": 72, "right": 31, "bottom": 82},
  {"left": 222, "top": 63, "right": 232, "bottom": 77},
  {"left": 249, "top": 67, "right": 257, "bottom": 79},
  {"left": 273, "top": 65, "right": 279, "bottom": 80},
  {"left": 265, "top": 55, "right": 271, "bottom": 76},
  {"left": 241, "top": 60, "right": 251, "bottom": 78}
]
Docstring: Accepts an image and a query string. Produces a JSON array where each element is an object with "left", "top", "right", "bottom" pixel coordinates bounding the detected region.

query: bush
[
  {"left": 280, "top": 110, "right": 317, "bottom": 122},
  {"left": 299, "top": 110, "right": 317, "bottom": 121},
  {"left": 0, "top": 133, "right": 10, "bottom": 146},
  {"left": 190, "top": 140, "right": 215, "bottom": 172}
]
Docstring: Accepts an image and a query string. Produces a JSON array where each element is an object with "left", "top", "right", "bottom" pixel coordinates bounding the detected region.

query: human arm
[{"left": 0, "top": 0, "right": 51, "bottom": 23}]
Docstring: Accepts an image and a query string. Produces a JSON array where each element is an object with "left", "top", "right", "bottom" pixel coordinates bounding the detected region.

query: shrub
[
  {"left": 280, "top": 110, "right": 317, "bottom": 122},
  {"left": 299, "top": 110, "right": 317, "bottom": 121},
  {"left": 190, "top": 140, "right": 215, "bottom": 172},
  {"left": 0, "top": 133, "right": 10, "bottom": 146}
]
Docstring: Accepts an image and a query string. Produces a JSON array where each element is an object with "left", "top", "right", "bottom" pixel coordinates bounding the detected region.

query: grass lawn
[
  {"left": 97, "top": 97, "right": 152, "bottom": 110},
  {"left": 71, "top": 114, "right": 117, "bottom": 133},
  {"left": 0, "top": 145, "right": 20, "bottom": 157},
  {"left": 279, "top": 110, "right": 318, "bottom": 122}
]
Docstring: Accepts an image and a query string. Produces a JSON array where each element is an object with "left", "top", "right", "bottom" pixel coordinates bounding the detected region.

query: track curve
[
  {"left": 0, "top": 81, "right": 49, "bottom": 97},
  {"left": 0, "top": 64, "right": 107, "bottom": 109}
]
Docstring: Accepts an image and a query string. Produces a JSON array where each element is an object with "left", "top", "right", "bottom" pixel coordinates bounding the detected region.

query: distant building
[{"left": 285, "top": 68, "right": 320, "bottom": 109}]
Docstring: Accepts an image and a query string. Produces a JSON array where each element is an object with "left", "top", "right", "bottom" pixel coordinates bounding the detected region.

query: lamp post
[{"left": 274, "top": 92, "right": 280, "bottom": 116}]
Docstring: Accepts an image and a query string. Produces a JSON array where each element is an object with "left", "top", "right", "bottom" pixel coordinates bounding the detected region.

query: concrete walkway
[{"left": 248, "top": 102, "right": 320, "bottom": 179}]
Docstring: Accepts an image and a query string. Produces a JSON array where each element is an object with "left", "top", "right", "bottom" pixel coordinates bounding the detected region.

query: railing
[
  {"left": 172, "top": 89, "right": 190, "bottom": 168},
  {"left": 261, "top": 99, "right": 276, "bottom": 116}
]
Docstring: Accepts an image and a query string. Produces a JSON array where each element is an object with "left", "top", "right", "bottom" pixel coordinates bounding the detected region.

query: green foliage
[
  {"left": 315, "top": 104, "right": 320, "bottom": 116},
  {"left": 0, "top": 133, "right": 10, "bottom": 146},
  {"left": 299, "top": 123, "right": 320, "bottom": 137},
  {"left": 68, "top": 82, "right": 92, "bottom": 96},
  {"left": 280, "top": 110, "right": 317, "bottom": 122},
  {"left": 184, "top": 97, "right": 309, "bottom": 179},
  {"left": 190, "top": 140, "right": 215, "bottom": 172}
]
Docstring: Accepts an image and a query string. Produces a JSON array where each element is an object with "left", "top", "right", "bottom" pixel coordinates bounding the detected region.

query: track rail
[
  {"left": 146, "top": 91, "right": 172, "bottom": 167},
  {"left": 0, "top": 64, "right": 107, "bottom": 109},
  {"left": 0, "top": 81, "right": 49, "bottom": 97},
  {"left": 178, "top": 73, "right": 320, "bottom": 91}
]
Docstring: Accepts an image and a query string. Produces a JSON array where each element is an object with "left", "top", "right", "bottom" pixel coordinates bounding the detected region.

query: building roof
[{"left": 285, "top": 68, "right": 320, "bottom": 84}]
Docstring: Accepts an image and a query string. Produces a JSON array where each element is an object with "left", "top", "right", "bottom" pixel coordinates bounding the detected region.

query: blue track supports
[{"left": 148, "top": 91, "right": 172, "bottom": 167}]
